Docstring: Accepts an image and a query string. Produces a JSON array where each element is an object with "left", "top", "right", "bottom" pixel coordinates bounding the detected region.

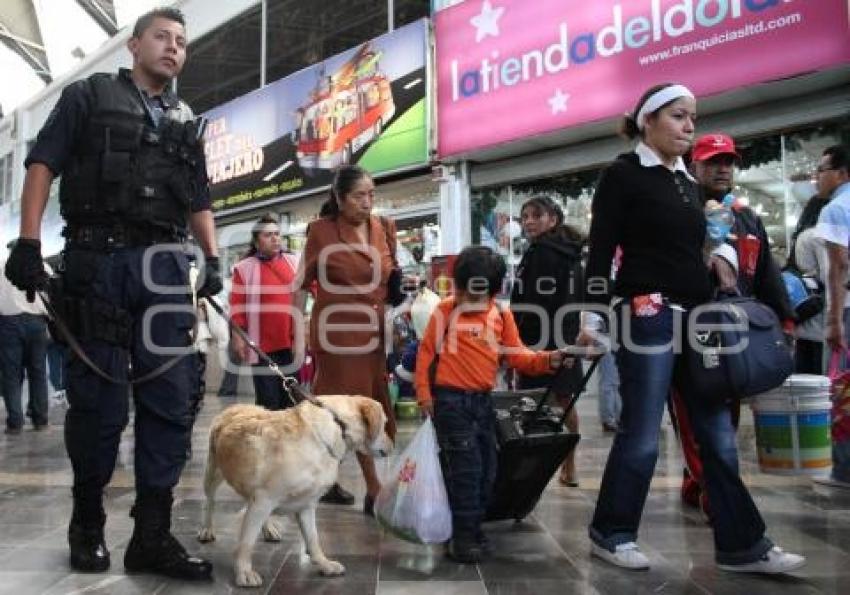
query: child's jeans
[{"left": 433, "top": 387, "right": 498, "bottom": 539}]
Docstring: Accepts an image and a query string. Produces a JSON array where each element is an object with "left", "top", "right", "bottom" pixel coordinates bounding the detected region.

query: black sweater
[{"left": 585, "top": 152, "right": 711, "bottom": 308}]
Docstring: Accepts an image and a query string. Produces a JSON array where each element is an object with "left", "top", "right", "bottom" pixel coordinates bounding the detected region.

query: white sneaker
[
  {"left": 717, "top": 546, "right": 806, "bottom": 574},
  {"left": 591, "top": 541, "right": 650, "bottom": 570}
]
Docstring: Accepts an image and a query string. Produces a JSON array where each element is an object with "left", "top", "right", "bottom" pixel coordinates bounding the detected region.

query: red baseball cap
[{"left": 691, "top": 133, "right": 742, "bottom": 163}]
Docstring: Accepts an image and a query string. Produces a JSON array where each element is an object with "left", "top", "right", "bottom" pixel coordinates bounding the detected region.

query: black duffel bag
[{"left": 687, "top": 293, "right": 793, "bottom": 401}]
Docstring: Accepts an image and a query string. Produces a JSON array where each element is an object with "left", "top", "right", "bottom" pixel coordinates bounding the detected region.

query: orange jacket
[{"left": 415, "top": 297, "right": 554, "bottom": 406}]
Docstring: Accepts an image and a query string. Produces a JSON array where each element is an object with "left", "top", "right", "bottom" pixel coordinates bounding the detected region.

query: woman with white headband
[{"left": 576, "top": 83, "right": 805, "bottom": 574}]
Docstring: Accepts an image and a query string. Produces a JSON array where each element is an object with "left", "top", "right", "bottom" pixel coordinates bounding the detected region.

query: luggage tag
[
  {"left": 703, "top": 345, "right": 721, "bottom": 369},
  {"left": 631, "top": 293, "right": 664, "bottom": 317},
  {"left": 694, "top": 329, "right": 721, "bottom": 369}
]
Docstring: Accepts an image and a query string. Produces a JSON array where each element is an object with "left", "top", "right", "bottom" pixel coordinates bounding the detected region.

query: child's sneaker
[
  {"left": 447, "top": 536, "right": 482, "bottom": 564},
  {"left": 591, "top": 541, "right": 650, "bottom": 570},
  {"left": 717, "top": 546, "right": 805, "bottom": 574}
]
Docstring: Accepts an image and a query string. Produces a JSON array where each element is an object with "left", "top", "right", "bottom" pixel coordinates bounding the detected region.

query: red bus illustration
[{"left": 295, "top": 44, "right": 395, "bottom": 172}]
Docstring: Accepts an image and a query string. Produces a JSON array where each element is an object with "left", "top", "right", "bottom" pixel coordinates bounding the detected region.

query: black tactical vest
[{"left": 59, "top": 73, "right": 204, "bottom": 232}]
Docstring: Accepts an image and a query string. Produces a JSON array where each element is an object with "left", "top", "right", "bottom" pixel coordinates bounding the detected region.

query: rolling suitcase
[{"left": 485, "top": 359, "right": 599, "bottom": 522}]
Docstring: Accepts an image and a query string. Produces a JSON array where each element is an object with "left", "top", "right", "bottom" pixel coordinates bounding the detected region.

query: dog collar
[{"left": 308, "top": 401, "right": 349, "bottom": 460}]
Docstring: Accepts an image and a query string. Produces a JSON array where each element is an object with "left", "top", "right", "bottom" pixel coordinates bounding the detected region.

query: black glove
[
  {"left": 197, "top": 255, "right": 223, "bottom": 298},
  {"left": 5, "top": 238, "right": 48, "bottom": 302}
]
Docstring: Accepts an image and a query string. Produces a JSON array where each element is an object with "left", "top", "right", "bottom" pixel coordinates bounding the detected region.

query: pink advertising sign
[{"left": 436, "top": 0, "right": 850, "bottom": 157}]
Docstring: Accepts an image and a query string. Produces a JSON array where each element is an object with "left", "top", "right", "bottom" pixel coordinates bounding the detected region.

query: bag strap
[
  {"left": 427, "top": 312, "right": 452, "bottom": 389},
  {"left": 380, "top": 216, "right": 397, "bottom": 265}
]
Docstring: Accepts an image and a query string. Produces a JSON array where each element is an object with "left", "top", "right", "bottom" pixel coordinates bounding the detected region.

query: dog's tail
[
  {"left": 203, "top": 420, "right": 223, "bottom": 494},
  {"left": 207, "top": 419, "right": 220, "bottom": 460}
]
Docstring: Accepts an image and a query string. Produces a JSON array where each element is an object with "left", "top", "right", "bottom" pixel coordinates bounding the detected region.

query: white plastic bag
[{"left": 376, "top": 418, "right": 452, "bottom": 544}]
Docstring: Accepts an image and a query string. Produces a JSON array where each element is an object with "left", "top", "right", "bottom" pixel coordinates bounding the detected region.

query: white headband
[{"left": 635, "top": 84, "right": 695, "bottom": 131}]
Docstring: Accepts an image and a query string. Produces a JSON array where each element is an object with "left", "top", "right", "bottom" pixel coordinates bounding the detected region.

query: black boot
[
  {"left": 319, "top": 483, "right": 355, "bottom": 505},
  {"left": 68, "top": 494, "right": 110, "bottom": 573},
  {"left": 124, "top": 489, "right": 213, "bottom": 580}
]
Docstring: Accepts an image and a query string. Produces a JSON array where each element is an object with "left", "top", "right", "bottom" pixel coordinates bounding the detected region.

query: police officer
[{"left": 4, "top": 8, "right": 219, "bottom": 580}]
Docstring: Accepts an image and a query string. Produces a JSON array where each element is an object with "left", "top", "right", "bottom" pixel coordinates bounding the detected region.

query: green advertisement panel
[{"left": 203, "top": 19, "right": 429, "bottom": 212}]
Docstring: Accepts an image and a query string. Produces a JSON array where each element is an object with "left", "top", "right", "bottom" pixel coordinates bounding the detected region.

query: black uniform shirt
[{"left": 25, "top": 68, "right": 211, "bottom": 212}]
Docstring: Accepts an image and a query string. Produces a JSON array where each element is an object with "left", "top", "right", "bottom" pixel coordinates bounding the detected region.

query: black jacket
[{"left": 511, "top": 232, "right": 583, "bottom": 351}]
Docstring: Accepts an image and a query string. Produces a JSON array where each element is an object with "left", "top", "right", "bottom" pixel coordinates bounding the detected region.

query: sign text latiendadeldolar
[{"left": 451, "top": 0, "right": 791, "bottom": 102}]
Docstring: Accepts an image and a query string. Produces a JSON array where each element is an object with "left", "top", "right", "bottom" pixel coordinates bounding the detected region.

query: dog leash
[
  {"left": 37, "top": 289, "right": 189, "bottom": 386},
  {"left": 203, "top": 296, "right": 349, "bottom": 436}
]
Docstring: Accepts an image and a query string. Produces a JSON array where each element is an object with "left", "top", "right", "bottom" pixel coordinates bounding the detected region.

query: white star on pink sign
[
  {"left": 548, "top": 89, "right": 570, "bottom": 115},
  {"left": 470, "top": 0, "right": 505, "bottom": 43}
]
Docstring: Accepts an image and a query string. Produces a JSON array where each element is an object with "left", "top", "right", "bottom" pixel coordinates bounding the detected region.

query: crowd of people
[{"left": 4, "top": 5, "right": 850, "bottom": 586}]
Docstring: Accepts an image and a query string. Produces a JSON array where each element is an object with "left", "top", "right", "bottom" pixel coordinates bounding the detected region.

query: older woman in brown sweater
[{"left": 296, "top": 164, "right": 398, "bottom": 515}]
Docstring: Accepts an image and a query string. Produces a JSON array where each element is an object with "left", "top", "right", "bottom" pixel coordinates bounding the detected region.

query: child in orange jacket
[{"left": 415, "top": 246, "right": 571, "bottom": 563}]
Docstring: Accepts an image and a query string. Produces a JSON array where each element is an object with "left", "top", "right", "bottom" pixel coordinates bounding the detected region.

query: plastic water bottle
[
  {"left": 387, "top": 373, "right": 400, "bottom": 406},
  {"left": 705, "top": 195, "right": 735, "bottom": 245}
]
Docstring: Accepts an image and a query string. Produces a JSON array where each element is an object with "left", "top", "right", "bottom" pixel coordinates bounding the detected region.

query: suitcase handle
[{"left": 534, "top": 356, "right": 600, "bottom": 419}]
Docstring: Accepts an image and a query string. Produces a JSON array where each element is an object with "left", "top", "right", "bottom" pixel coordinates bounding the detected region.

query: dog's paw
[
  {"left": 197, "top": 528, "right": 216, "bottom": 543},
  {"left": 262, "top": 518, "right": 283, "bottom": 542},
  {"left": 318, "top": 560, "right": 346, "bottom": 576},
  {"left": 235, "top": 568, "right": 264, "bottom": 588}
]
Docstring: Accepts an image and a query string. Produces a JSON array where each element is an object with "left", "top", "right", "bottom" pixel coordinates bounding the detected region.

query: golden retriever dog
[{"left": 197, "top": 395, "right": 393, "bottom": 588}]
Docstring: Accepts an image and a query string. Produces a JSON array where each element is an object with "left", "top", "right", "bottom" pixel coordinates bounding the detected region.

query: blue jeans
[
  {"left": 47, "top": 341, "right": 67, "bottom": 391},
  {"left": 589, "top": 304, "right": 773, "bottom": 565},
  {"left": 252, "top": 348, "right": 294, "bottom": 410},
  {"left": 0, "top": 313, "right": 49, "bottom": 429},
  {"left": 433, "top": 388, "right": 498, "bottom": 539},
  {"left": 217, "top": 347, "right": 240, "bottom": 396},
  {"left": 597, "top": 352, "right": 622, "bottom": 426}
]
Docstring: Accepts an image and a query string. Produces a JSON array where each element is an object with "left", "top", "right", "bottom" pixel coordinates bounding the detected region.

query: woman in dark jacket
[
  {"left": 511, "top": 196, "right": 584, "bottom": 486},
  {"left": 576, "top": 82, "right": 804, "bottom": 573}
]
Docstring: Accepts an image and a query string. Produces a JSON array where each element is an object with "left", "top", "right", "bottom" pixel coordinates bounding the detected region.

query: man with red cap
[{"left": 671, "top": 133, "right": 795, "bottom": 518}]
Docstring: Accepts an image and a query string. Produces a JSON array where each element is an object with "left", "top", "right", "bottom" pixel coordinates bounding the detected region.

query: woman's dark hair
[
  {"left": 620, "top": 82, "right": 676, "bottom": 140},
  {"left": 521, "top": 196, "right": 564, "bottom": 226},
  {"left": 319, "top": 164, "right": 372, "bottom": 218},
  {"left": 520, "top": 196, "right": 584, "bottom": 243},
  {"left": 453, "top": 246, "right": 507, "bottom": 297},
  {"left": 245, "top": 212, "right": 278, "bottom": 257}
]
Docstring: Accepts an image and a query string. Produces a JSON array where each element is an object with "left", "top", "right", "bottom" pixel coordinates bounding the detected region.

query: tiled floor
[{"left": 2, "top": 389, "right": 850, "bottom": 594}]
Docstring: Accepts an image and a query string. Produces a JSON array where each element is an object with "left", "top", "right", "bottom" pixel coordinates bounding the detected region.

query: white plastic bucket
[{"left": 749, "top": 374, "right": 832, "bottom": 476}]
